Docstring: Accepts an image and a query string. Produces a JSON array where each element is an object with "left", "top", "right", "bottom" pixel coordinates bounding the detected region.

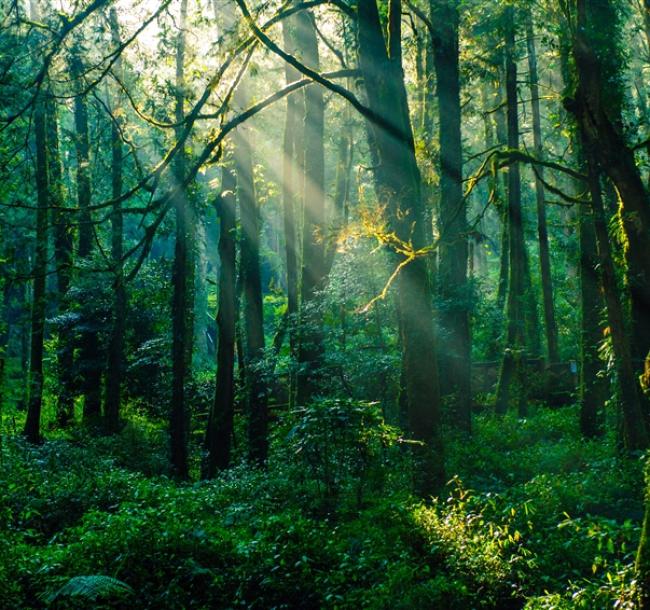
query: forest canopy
[{"left": 1, "top": 0, "right": 650, "bottom": 607}]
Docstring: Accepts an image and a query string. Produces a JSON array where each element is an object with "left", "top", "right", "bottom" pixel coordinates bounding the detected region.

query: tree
[
  {"left": 23, "top": 0, "right": 49, "bottom": 444},
  {"left": 295, "top": 9, "right": 327, "bottom": 405},
  {"left": 104, "top": 7, "right": 126, "bottom": 433},
  {"left": 70, "top": 40, "right": 102, "bottom": 422},
  {"left": 203, "top": 165, "right": 238, "bottom": 477},
  {"left": 357, "top": 0, "right": 444, "bottom": 495},
  {"left": 169, "top": 0, "right": 195, "bottom": 478},
  {"left": 281, "top": 16, "right": 300, "bottom": 409},
  {"left": 47, "top": 95, "right": 74, "bottom": 427},
  {"left": 430, "top": 0, "right": 471, "bottom": 432},
  {"left": 235, "top": 95, "right": 269, "bottom": 466},
  {"left": 495, "top": 6, "right": 528, "bottom": 417},
  {"left": 570, "top": 0, "right": 650, "bottom": 378},
  {"left": 525, "top": 13, "right": 559, "bottom": 365}
]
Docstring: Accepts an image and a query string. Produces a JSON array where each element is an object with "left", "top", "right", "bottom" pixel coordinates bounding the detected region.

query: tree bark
[
  {"left": 582, "top": 143, "right": 648, "bottom": 450},
  {"left": 47, "top": 96, "right": 74, "bottom": 427},
  {"left": 430, "top": 0, "right": 471, "bottom": 432},
  {"left": 235, "top": 105, "right": 269, "bottom": 466},
  {"left": 295, "top": 10, "right": 327, "bottom": 405},
  {"left": 24, "top": 68, "right": 48, "bottom": 445},
  {"left": 203, "top": 167, "right": 237, "bottom": 477},
  {"left": 70, "top": 44, "right": 102, "bottom": 422},
  {"left": 572, "top": 0, "right": 650, "bottom": 376},
  {"left": 495, "top": 7, "right": 527, "bottom": 417},
  {"left": 105, "top": 8, "right": 126, "bottom": 433},
  {"left": 526, "top": 15, "right": 559, "bottom": 364},
  {"left": 194, "top": 218, "right": 210, "bottom": 363},
  {"left": 169, "top": 0, "right": 195, "bottom": 478},
  {"left": 281, "top": 18, "right": 300, "bottom": 409},
  {"left": 578, "top": 184, "right": 607, "bottom": 437},
  {"left": 357, "top": 0, "right": 444, "bottom": 495}
]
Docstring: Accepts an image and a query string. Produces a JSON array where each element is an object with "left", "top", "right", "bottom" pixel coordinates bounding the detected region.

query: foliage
[
  {"left": 43, "top": 575, "right": 134, "bottom": 605},
  {"left": 283, "top": 398, "right": 402, "bottom": 507},
  {"left": 0, "top": 405, "right": 643, "bottom": 609}
]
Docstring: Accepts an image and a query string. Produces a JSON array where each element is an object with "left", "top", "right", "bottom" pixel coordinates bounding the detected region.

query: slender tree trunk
[
  {"left": 105, "top": 8, "right": 126, "bottom": 433},
  {"left": 19, "top": 272, "right": 30, "bottom": 410},
  {"left": 526, "top": 15, "right": 559, "bottom": 364},
  {"left": 582, "top": 144, "right": 648, "bottom": 450},
  {"left": 71, "top": 46, "right": 102, "bottom": 422},
  {"left": 203, "top": 167, "right": 237, "bottom": 477},
  {"left": 295, "top": 11, "right": 327, "bottom": 405},
  {"left": 194, "top": 218, "right": 210, "bottom": 364},
  {"left": 430, "top": 0, "right": 471, "bottom": 432},
  {"left": 422, "top": 32, "right": 436, "bottom": 287},
  {"left": 481, "top": 81, "right": 504, "bottom": 361},
  {"left": 235, "top": 266, "right": 246, "bottom": 392},
  {"left": 169, "top": 0, "right": 195, "bottom": 478},
  {"left": 358, "top": 0, "right": 444, "bottom": 495},
  {"left": 235, "top": 108, "right": 268, "bottom": 466},
  {"left": 24, "top": 79, "right": 48, "bottom": 445},
  {"left": 47, "top": 96, "right": 74, "bottom": 426},
  {"left": 493, "top": 71, "right": 510, "bottom": 315},
  {"left": 495, "top": 7, "right": 527, "bottom": 417},
  {"left": 557, "top": 25, "right": 606, "bottom": 437},
  {"left": 572, "top": 0, "right": 650, "bottom": 376},
  {"left": 522, "top": 243, "right": 542, "bottom": 360},
  {"left": 327, "top": 116, "right": 353, "bottom": 274},
  {"left": 281, "top": 18, "right": 300, "bottom": 410},
  {"left": 578, "top": 182, "right": 607, "bottom": 437}
]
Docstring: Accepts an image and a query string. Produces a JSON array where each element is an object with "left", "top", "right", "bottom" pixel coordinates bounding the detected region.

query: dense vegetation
[{"left": 1, "top": 0, "right": 649, "bottom": 607}]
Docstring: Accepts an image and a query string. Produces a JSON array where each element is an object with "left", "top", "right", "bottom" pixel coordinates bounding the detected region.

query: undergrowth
[{"left": 0, "top": 405, "right": 643, "bottom": 609}]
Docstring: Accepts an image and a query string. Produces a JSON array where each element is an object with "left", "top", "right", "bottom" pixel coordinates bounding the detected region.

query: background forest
[{"left": 1, "top": 0, "right": 650, "bottom": 607}]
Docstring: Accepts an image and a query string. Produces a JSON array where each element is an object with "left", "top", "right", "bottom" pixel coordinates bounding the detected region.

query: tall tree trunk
[
  {"left": 430, "top": 0, "right": 471, "bottom": 432},
  {"left": 578, "top": 177, "right": 607, "bottom": 437},
  {"left": 522, "top": 242, "right": 542, "bottom": 360},
  {"left": 19, "top": 270, "right": 30, "bottom": 411},
  {"left": 203, "top": 166, "right": 237, "bottom": 477},
  {"left": 170, "top": 0, "right": 195, "bottom": 478},
  {"left": 357, "top": 0, "right": 444, "bottom": 495},
  {"left": 526, "top": 15, "right": 559, "bottom": 364},
  {"left": 281, "top": 18, "right": 300, "bottom": 410},
  {"left": 557, "top": 25, "right": 607, "bottom": 437},
  {"left": 481, "top": 80, "right": 505, "bottom": 361},
  {"left": 47, "top": 96, "right": 74, "bottom": 426},
  {"left": 493, "top": 62, "right": 510, "bottom": 310},
  {"left": 235, "top": 105, "right": 268, "bottom": 465},
  {"left": 24, "top": 40, "right": 48, "bottom": 444},
  {"left": 105, "top": 116, "right": 125, "bottom": 432},
  {"left": 71, "top": 45, "right": 102, "bottom": 422},
  {"left": 572, "top": 0, "right": 650, "bottom": 376},
  {"left": 194, "top": 218, "right": 210, "bottom": 364},
  {"left": 105, "top": 8, "right": 126, "bottom": 433},
  {"left": 295, "top": 11, "right": 327, "bottom": 405},
  {"left": 495, "top": 7, "right": 527, "bottom": 417},
  {"left": 582, "top": 144, "right": 648, "bottom": 450}
]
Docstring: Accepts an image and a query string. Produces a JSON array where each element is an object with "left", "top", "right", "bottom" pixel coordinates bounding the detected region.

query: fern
[{"left": 45, "top": 575, "right": 134, "bottom": 604}]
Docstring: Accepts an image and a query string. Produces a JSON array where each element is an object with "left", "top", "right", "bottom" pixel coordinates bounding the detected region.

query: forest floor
[{"left": 0, "top": 404, "right": 644, "bottom": 609}]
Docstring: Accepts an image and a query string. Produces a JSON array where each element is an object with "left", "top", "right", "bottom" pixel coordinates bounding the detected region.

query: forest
[{"left": 0, "top": 0, "right": 649, "bottom": 606}]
